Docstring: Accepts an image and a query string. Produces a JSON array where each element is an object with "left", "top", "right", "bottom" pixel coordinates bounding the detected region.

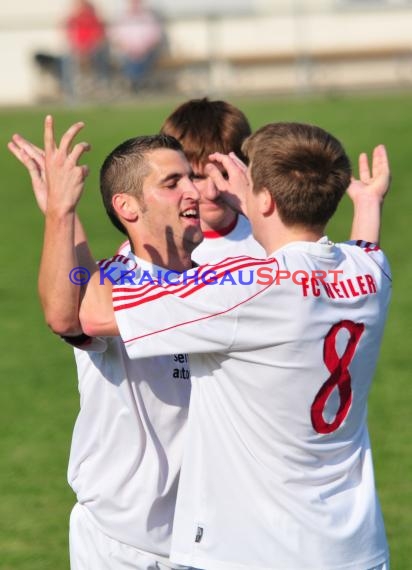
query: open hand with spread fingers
[{"left": 44, "top": 115, "right": 91, "bottom": 215}]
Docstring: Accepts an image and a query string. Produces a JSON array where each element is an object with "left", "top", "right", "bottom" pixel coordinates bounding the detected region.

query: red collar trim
[{"left": 202, "top": 216, "right": 238, "bottom": 239}]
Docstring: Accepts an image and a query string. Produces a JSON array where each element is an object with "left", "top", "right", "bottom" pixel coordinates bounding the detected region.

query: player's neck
[
  {"left": 201, "top": 215, "right": 238, "bottom": 239},
  {"left": 133, "top": 242, "right": 193, "bottom": 273},
  {"left": 264, "top": 224, "right": 324, "bottom": 255},
  {"left": 200, "top": 209, "right": 238, "bottom": 236}
]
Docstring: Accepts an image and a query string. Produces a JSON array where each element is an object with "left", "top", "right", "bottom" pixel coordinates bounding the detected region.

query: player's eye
[{"left": 191, "top": 173, "right": 206, "bottom": 181}]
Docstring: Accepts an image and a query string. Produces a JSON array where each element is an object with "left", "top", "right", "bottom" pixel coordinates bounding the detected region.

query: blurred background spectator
[
  {"left": 62, "top": 0, "right": 110, "bottom": 100},
  {"left": 110, "top": 0, "right": 164, "bottom": 93},
  {"left": 8, "top": 1, "right": 412, "bottom": 106}
]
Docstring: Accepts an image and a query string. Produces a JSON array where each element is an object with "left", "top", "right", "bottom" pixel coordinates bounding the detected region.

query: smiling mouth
[{"left": 180, "top": 209, "right": 200, "bottom": 220}]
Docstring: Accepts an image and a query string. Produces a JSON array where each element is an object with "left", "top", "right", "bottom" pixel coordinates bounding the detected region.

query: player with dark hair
[{"left": 9, "top": 122, "right": 199, "bottom": 570}]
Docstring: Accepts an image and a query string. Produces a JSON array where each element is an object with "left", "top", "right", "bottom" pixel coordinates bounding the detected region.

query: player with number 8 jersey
[
  {"left": 113, "top": 237, "right": 391, "bottom": 570},
  {"left": 94, "top": 122, "right": 393, "bottom": 570}
]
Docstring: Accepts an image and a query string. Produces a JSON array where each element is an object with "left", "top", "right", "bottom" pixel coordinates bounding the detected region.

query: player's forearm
[
  {"left": 74, "top": 215, "right": 96, "bottom": 272},
  {"left": 38, "top": 209, "right": 83, "bottom": 335},
  {"left": 79, "top": 272, "right": 119, "bottom": 337},
  {"left": 349, "top": 194, "right": 383, "bottom": 245}
]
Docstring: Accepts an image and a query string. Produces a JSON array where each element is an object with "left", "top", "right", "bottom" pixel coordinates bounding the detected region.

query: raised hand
[
  {"left": 347, "top": 145, "right": 391, "bottom": 245},
  {"left": 44, "top": 115, "right": 90, "bottom": 215},
  {"left": 8, "top": 134, "right": 48, "bottom": 213},
  {"left": 205, "top": 151, "right": 249, "bottom": 215},
  {"left": 347, "top": 144, "right": 391, "bottom": 205}
]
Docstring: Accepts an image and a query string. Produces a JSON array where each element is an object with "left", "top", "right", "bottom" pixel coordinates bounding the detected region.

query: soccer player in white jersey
[
  {"left": 8, "top": 127, "right": 200, "bottom": 570},
  {"left": 78, "top": 122, "right": 392, "bottom": 570}
]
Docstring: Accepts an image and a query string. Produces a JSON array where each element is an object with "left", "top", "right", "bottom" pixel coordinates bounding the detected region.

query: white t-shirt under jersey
[
  {"left": 68, "top": 253, "right": 191, "bottom": 558},
  {"left": 112, "top": 238, "right": 391, "bottom": 570}
]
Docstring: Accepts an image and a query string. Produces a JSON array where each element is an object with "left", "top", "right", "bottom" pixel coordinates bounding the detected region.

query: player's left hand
[
  {"left": 346, "top": 144, "right": 391, "bottom": 205},
  {"left": 205, "top": 152, "right": 249, "bottom": 215}
]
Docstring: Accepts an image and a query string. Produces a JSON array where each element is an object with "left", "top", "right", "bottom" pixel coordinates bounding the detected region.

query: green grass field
[{"left": 0, "top": 91, "right": 411, "bottom": 569}]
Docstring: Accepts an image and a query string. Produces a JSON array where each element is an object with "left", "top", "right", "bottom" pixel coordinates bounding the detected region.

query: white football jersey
[
  {"left": 192, "top": 213, "right": 265, "bottom": 264},
  {"left": 112, "top": 238, "right": 391, "bottom": 570},
  {"left": 68, "top": 253, "right": 191, "bottom": 557}
]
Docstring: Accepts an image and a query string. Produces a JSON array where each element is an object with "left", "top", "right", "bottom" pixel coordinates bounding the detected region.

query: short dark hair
[
  {"left": 242, "top": 122, "right": 352, "bottom": 229},
  {"left": 100, "top": 134, "right": 183, "bottom": 235},
  {"left": 160, "top": 97, "right": 251, "bottom": 167}
]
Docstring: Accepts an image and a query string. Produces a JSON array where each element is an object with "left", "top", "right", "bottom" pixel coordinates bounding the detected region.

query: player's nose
[
  {"left": 183, "top": 178, "right": 200, "bottom": 200},
  {"left": 203, "top": 176, "right": 219, "bottom": 201}
]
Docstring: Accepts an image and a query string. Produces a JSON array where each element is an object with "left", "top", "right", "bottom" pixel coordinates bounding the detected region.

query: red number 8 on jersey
[{"left": 311, "top": 320, "right": 365, "bottom": 434}]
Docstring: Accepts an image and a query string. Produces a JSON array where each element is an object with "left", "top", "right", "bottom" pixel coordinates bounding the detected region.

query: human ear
[
  {"left": 259, "top": 187, "right": 275, "bottom": 216},
  {"left": 112, "top": 193, "right": 140, "bottom": 223}
]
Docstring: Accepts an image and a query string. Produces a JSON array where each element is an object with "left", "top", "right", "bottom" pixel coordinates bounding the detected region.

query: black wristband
[{"left": 60, "top": 333, "right": 92, "bottom": 346}]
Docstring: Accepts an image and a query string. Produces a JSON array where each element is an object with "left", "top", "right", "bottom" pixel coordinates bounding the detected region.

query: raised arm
[
  {"left": 347, "top": 144, "right": 391, "bottom": 245},
  {"left": 39, "top": 115, "right": 93, "bottom": 335},
  {"left": 8, "top": 129, "right": 98, "bottom": 336}
]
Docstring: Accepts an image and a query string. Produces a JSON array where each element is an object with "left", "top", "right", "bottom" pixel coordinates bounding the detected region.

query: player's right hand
[
  {"left": 44, "top": 115, "right": 90, "bottom": 214},
  {"left": 8, "top": 134, "right": 48, "bottom": 213}
]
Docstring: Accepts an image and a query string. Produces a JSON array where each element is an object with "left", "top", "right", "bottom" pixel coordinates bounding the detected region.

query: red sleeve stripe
[
  {"left": 113, "top": 257, "right": 271, "bottom": 301},
  {"left": 111, "top": 256, "right": 252, "bottom": 297},
  {"left": 354, "top": 240, "right": 381, "bottom": 252},
  {"left": 113, "top": 257, "right": 277, "bottom": 312},
  {"left": 364, "top": 244, "right": 380, "bottom": 253},
  {"left": 98, "top": 254, "right": 130, "bottom": 270},
  {"left": 115, "top": 287, "right": 171, "bottom": 311},
  {"left": 100, "top": 257, "right": 115, "bottom": 270},
  {"left": 113, "top": 257, "right": 274, "bottom": 298},
  {"left": 113, "top": 256, "right": 272, "bottom": 300}
]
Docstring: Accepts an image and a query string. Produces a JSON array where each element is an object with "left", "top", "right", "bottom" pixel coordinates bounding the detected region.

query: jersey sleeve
[
  {"left": 346, "top": 240, "right": 392, "bottom": 281},
  {"left": 112, "top": 257, "right": 276, "bottom": 360}
]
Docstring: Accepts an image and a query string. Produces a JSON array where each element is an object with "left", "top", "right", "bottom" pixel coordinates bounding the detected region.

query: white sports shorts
[{"left": 69, "top": 503, "right": 191, "bottom": 570}]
